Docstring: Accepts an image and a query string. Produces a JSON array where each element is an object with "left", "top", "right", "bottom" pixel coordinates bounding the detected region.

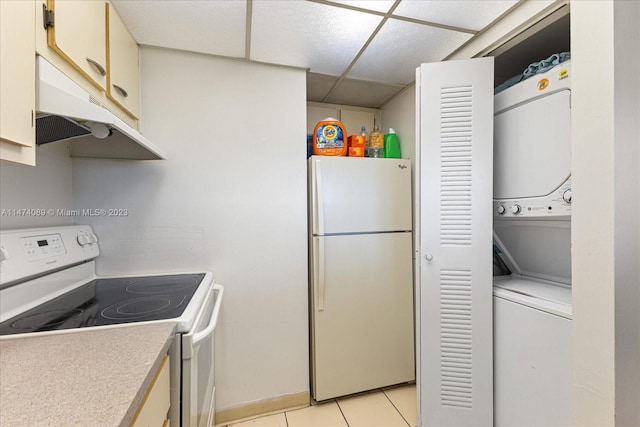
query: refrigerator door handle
[
  {"left": 317, "top": 237, "right": 325, "bottom": 311},
  {"left": 315, "top": 159, "right": 325, "bottom": 236}
]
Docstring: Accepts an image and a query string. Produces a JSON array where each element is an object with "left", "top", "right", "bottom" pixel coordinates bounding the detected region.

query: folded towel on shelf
[
  {"left": 494, "top": 73, "right": 524, "bottom": 94},
  {"left": 522, "top": 52, "right": 571, "bottom": 79},
  {"left": 495, "top": 51, "right": 571, "bottom": 94}
]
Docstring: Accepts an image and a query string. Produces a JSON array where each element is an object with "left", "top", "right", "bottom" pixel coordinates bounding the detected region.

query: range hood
[{"left": 36, "top": 56, "right": 165, "bottom": 160}]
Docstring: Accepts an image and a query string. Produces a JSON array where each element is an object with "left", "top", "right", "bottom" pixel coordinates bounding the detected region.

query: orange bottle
[
  {"left": 313, "top": 118, "right": 348, "bottom": 156},
  {"left": 347, "top": 125, "right": 366, "bottom": 157}
]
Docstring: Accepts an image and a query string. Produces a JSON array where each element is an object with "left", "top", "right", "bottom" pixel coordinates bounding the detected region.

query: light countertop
[{"left": 0, "top": 322, "right": 175, "bottom": 426}]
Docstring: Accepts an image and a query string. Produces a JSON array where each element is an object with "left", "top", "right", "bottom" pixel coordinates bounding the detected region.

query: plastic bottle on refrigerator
[
  {"left": 384, "top": 128, "right": 401, "bottom": 158},
  {"left": 368, "top": 125, "right": 384, "bottom": 158},
  {"left": 360, "top": 126, "right": 368, "bottom": 156}
]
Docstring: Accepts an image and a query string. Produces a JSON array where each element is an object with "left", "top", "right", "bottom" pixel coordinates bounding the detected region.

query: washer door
[{"left": 494, "top": 295, "right": 572, "bottom": 427}]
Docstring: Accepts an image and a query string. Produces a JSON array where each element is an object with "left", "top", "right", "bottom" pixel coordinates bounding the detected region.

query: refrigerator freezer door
[
  {"left": 310, "top": 156, "right": 412, "bottom": 235},
  {"left": 310, "top": 232, "right": 415, "bottom": 401}
]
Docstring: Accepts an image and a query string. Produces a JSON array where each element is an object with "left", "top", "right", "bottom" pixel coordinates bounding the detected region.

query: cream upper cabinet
[
  {"left": 0, "top": 0, "right": 36, "bottom": 166},
  {"left": 107, "top": 3, "right": 139, "bottom": 119},
  {"left": 46, "top": 0, "right": 107, "bottom": 92}
]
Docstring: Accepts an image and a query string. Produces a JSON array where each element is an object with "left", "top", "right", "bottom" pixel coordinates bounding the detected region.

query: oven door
[{"left": 182, "top": 283, "right": 224, "bottom": 427}]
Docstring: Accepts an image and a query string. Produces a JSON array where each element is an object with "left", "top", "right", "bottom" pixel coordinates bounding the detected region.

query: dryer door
[{"left": 494, "top": 90, "right": 571, "bottom": 200}]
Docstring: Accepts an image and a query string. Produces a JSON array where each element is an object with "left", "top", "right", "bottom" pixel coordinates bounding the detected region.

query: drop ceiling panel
[
  {"left": 108, "top": 0, "right": 533, "bottom": 108},
  {"left": 307, "top": 73, "right": 339, "bottom": 102},
  {"left": 348, "top": 18, "right": 473, "bottom": 84},
  {"left": 325, "top": 0, "right": 396, "bottom": 13},
  {"left": 111, "top": 0, "right": 246, "bottom": 58},
  {"left": 251, "top": 0, "right": 383, "bottom": 75},
  {"left": 326, "top": 78, "right": 406, "bottom": 108},
  {"left": 393, "top": 0, "right": 519, "bottom": 31}
]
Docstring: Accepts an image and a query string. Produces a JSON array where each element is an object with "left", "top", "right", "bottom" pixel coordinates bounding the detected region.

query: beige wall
[
  {"left": 0, "top": 143, "right": 73, "bottom": 229},
  {"left": 72, "top": 47, "right": 309, "bottom": 412},
  {"left": 381, "top": 87, "right": 415, "bottom": 165},
  {"left": 571, "top": 1, "right": 640, "bottom": 425},
  {"left": 613, "top": 0, "right": 640, "bottom": 425}
]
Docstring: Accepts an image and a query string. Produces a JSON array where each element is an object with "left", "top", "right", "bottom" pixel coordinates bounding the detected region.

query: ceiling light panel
[
  {"left": 324, "top": 0, "right": 396, "bottom": 13},
  {"left": 251, "top": 0, "right": 383, "bottom": 75},
  {"left": 348, "top": 18, "right": 472, "bottom": 84},
  {"left": 393, "top": 0, "right": 519, "bottom": 31},
  {"left": 110, "top": 0, "right": 246, "bottom": 58}
]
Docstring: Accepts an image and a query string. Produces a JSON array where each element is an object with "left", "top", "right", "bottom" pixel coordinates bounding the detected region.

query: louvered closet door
[{"left": 415, "top": 58, "right": 494, "bottom": 427}]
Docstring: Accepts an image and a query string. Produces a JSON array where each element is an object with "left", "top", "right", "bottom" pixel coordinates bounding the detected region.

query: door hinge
[{"left": 42, "top": 4, "right": 54, "bottom": 29}]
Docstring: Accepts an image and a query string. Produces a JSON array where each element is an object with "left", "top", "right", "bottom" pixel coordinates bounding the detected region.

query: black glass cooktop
[{"left": 0, "top": 273, "right": 205, "bottom": 335}]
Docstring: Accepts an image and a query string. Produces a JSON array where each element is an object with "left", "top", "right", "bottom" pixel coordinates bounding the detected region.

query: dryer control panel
[{"left": 494, "top": 177, "right": 571, "bottom": 219}]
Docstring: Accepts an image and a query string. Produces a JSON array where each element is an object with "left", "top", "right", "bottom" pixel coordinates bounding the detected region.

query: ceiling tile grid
[
  {"left": 251, "top": 0, "right": 384, "bottom": 75},
  {"left": 393, "top": 0, "right": 519, "bottom": 31},
  {"left": 111, "top": 0, "right": 521, "bottom": 108},
  {"left": 324, "top": 77, "right": 407, "bottom": 107},
  {"left": 307, "top": 73, "right": 340, "bottom": 101},
  {"left": 325, "top": 0, "right": 396, "bottom": 14},
  {"left": 347, "top": 17, "right": 473, "bottom": 84}
]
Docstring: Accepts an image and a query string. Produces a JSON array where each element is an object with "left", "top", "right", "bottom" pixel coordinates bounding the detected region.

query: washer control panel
[{"left": 494, "top": 177, "right": 572, "bottom": 218}]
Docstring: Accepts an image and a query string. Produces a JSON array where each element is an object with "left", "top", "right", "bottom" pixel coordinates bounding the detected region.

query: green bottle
[{"left": 384, "top": 128, "right": 401, "bottom": 158}]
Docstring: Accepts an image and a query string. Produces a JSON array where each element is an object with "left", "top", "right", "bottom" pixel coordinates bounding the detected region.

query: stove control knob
[
  {"left": 497, "top": 205, "right": 506, "bottom": 215},
  {"left": 87, "top": 233, "right": 98, "bottom": 244},
  {"left": 77, "top": 234, "right": 89, "bottom": 246},
  {"left": 563, "top": 189, "right": 572, "bottom": 204},
  {"left": 510, "top": 205, "right": 522, "bottom": 214}
]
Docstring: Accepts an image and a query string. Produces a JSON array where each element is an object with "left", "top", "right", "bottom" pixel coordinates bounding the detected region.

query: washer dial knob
[
  {"left": 563, "top": 189, "right": 572, "bottom": 204},
  {"left": 510, "top": 205, "right": 521, "bottom": 214},
  {"left": 497, "top": 205, "right": 506, "bottom": 215}
]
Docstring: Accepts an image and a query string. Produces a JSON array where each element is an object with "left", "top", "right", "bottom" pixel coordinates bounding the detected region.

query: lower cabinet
[{"left": 131, "top": 355, "right": 171, "bottom": 427}]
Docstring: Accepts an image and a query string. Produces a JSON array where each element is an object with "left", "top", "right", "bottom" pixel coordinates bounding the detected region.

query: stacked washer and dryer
[{"left": 492, "top": 61, "right": 573, "bottom": 426}]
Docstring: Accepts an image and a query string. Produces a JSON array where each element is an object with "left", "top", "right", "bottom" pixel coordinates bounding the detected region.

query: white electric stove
[{"left": 0, "top": 225, "right": 223, "bottom": 427}]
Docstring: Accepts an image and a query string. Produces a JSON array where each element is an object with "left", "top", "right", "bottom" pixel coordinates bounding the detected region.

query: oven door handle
[{"left": 192, "top": 283, "right": 224, "bottom": 346}]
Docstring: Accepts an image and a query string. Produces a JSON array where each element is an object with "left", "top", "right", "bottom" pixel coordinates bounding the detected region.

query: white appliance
[
  {"left": 492, "top": 60, "right": 573, "bottom": 426},
  {"left": 36, "top": 56, "right": 165, "bottom": 160},
  {"left": 0, "top": 225, "right": 222, "bottom": 427},
  {"left": 308, "top": 156, "right": 415, "bottom": 401},
  {"left": 414, "top": 57, "right": 573, "bottom": 427}
]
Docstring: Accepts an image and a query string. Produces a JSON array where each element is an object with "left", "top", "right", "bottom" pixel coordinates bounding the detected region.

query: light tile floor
[{"left": 225, "top": 384, "right": 417, "bottom": 427}]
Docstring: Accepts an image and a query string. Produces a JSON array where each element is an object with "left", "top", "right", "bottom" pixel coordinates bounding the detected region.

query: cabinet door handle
[
  {"left": 112, "top": 84, "right": 128, "bottom": 98},
  {"left": 85, "top": 57, "right": 106, "bottom": 76}
]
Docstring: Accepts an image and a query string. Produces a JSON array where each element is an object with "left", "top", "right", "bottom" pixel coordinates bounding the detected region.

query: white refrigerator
[{"left": 308, "top": 155, "right": 415, "bottom": 401}]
